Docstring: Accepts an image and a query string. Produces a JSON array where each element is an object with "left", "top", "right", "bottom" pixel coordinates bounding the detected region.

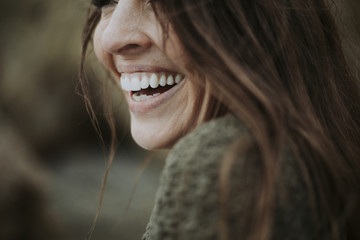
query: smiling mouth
[{"left": 120, "top": 72, "right": 185, "bottom": 102}]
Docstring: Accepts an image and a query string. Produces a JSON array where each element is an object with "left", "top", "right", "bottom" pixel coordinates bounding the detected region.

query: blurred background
[
  {"left": 0, "top": 0, "right": 359, "bottom": 240},
  {"left": 0, "top": 0, "right": 165, "bottom": 239}
]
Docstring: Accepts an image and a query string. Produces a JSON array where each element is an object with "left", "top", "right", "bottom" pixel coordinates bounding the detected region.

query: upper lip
[{"left": 116, "top": 64, "right": 180, "bottom": 74}]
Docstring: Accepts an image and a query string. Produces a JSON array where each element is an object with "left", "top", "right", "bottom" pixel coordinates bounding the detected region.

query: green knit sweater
[{"left": 143, "top": 114, "right": 317, "bottom": 240}]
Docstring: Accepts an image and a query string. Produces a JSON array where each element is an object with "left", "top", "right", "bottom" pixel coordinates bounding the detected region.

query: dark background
[
  {"left": 0, "top": 0, "right": 359, "bottom": 239},
  {"left": 0, "top": 1, "right": 164, "bottom": 239}
]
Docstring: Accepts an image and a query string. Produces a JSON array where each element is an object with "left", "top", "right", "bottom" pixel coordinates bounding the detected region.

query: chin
[
  {"left": 130, "top": 119, "right": 176, "bottom": 150},
  {"left": 131, "top": 132, "right": 159, "bottom": 150},
  {"left": 126, "top": 79, "right": 201, "bottom": 150}
]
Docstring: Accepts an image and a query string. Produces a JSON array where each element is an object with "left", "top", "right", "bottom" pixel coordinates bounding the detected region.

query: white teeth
[
  {"left": 130, "top": 76, "right": 141, "bottom": 91},
  {"left": 159, "top": 74, "right": 167, "bottom": 87},
  {"left": 120, "top": 76, "right": 131, "bottom": 91},
  {"left": 175, "top": 74, "right": 182, "bottom": 84},
  {"left": 150, "top": 74, "right": 159, "bottom": 88},
  {"left": 141, "top": 75, "right": 150, "bottom": 89},
  {"left": 120, "top": 77, "right": 126, "bottom": 90},
  {"left": 167, "top": 75, "right": 174, "bottom": 85},
  {"left": 132, "top": 92, "right": 161, "bottom": 102},
  {"left": 120, "top": 72, "right": 184, "bottom": 92}
]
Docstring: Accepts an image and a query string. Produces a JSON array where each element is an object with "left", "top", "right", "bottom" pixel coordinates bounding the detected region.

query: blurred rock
[
  {"left": 47, "top": 148, "right": 164, "bottom": 240},
  {"left": 0, "top": 111, "right": 60, "bottom": 240}
]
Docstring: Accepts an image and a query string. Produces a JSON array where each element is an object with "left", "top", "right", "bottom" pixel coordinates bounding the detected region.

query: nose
[{"left": 101, "top": 1, "right": 152, "bottom": 56}]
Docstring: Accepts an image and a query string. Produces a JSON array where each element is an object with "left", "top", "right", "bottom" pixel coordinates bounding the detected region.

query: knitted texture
[{"left": 143, "top": 114, "right": 317, "bottom": 240}]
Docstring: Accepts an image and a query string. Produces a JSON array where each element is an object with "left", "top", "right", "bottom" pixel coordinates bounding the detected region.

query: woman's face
[{"left": 93, "top": 0, "right": 204, "bottom": 149}]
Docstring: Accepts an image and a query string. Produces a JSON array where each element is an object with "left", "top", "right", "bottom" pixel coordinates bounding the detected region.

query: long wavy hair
[{"left": 80, "top": 0, "right": 360, "bottom": 239}]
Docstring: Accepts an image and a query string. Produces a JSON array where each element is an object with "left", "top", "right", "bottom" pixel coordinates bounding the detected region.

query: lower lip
[{"left": 126, "top": 80, "right": 185, "bottom": 114}]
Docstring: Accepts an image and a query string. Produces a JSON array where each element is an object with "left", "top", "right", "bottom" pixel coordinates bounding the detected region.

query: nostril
[{"left": 118, "top": 44, "right": 144, "bottom": 54}]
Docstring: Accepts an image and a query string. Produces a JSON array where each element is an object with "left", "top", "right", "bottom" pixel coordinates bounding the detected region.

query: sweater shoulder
[
  {"left": 144, "top": 114, "right": 316, "bottom": 240},
  {"left": 166, "top": 114, "right": 248, "bottom": 171}
]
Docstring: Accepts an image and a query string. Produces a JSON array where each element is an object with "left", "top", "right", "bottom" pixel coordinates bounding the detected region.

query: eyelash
[{"left": 92, "top": 0, "right": 118, "bottom": 8}]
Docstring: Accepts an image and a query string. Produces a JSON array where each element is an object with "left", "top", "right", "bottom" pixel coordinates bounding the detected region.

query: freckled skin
[{"left": 93, "top": 0, "right": 204, "bottom": 150}]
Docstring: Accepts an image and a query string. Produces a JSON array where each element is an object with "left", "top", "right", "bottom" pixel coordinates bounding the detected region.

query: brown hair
[{"left": 80, "top": 0, "right": 360, "bottom": 239}]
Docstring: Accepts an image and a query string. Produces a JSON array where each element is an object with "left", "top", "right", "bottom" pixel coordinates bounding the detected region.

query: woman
[{"left": 80, "top": 0, "right": 360, "bottom": 239}]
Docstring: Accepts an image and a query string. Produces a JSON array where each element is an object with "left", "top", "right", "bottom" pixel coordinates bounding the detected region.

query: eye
[{"left": 92, "top": 0, "right": 118, "bottom": 8}]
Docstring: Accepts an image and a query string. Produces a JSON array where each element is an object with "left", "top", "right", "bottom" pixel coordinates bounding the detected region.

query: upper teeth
[{"left": 120, "top": 73, "right": 184, "bottom": 92}]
